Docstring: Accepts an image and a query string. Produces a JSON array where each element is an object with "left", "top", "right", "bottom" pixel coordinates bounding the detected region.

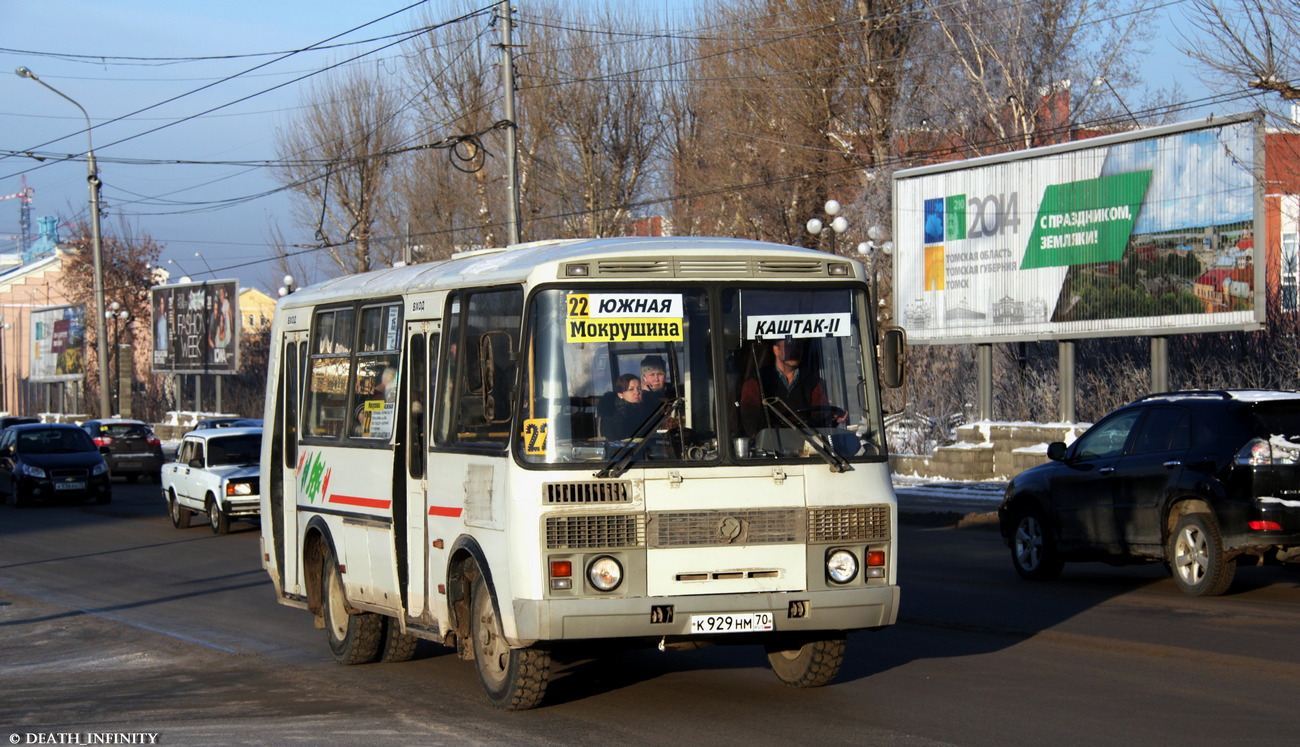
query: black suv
[{"left": 999, "top": 390, "right": 1300, "bottom": 596}]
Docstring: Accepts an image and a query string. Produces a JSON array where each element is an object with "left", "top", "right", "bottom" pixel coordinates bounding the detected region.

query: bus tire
[
  {"left": 322, "top": 554, "right": 382, "bottom": 665},
  {"left": 470, "top": 574, "right": 550, "bottom": 710},
  {"left": 764, "top": 634, "right": 846, "bottom": 688},
  {"left": 378, "top": 617, "right": 419, "bottom": 663}
]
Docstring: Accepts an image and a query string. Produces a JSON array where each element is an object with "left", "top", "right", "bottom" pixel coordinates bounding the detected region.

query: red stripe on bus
[
  {"left": 329, "top": 494, "right": 391, "bottom": 509},
  {"left": 428, "top": 506, "right": 464, "bottom": 517}
]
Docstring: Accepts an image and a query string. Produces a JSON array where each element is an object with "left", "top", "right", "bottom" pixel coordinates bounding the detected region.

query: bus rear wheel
[
  {"left": 470, "top": 574, "right": 550, "bottom": 710},
  {"left": 322, "top": 554, "right": 382, "bottom": 665},
  {"left": 764, "top": 634, "right": 847, "bottom": 688}
]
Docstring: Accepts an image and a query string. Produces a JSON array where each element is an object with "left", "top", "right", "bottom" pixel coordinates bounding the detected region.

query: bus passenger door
[
  {"left": 403, "top": 323, "right": 439, "bottom": 625},
  {"left": 277, "top": 333, "right": 309, "bottom": 596}
]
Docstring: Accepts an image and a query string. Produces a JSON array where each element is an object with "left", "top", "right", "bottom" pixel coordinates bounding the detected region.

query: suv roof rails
[
  {"left": 1134, "top": 388, "right": 1300, "bottom": 404},
  {"left": 1134, "top": 390, "right": 1233, "bottom": 402}
]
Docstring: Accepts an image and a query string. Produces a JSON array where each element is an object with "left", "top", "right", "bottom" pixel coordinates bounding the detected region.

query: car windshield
[
  {"left": 516, "top": 285, "right": 885, "bottom": 467},
  {"left": 19, "top": 429, "right": 97, "bottom": 454},
  {"left": 206, "top": 434, "right": 262, "bottom": 465}
]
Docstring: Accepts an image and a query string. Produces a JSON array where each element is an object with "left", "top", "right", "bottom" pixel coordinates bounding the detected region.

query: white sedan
[{"left": 162, "top": 427, "right": 262, "bottom": 534}]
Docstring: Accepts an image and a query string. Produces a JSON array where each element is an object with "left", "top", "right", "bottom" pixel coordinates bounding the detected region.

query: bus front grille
[
  {"left": 648, "top": 509, "right": 804, "bottom": 548},
  {"left": 545, "top": 481, "right": 631, "bottom": 504},
  {"left": 809, "top": 505, "right": 891, "bottom": 542},
  {"left": 546, "top": 514, "right": 645, "bottom": 549},
  {"left": 755, "top": 259, "right": 829, "bottom": 275}
]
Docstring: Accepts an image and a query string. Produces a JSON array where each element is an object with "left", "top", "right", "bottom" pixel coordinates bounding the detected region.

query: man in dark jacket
[{"left": 740, "top": 339, "right": 828, "bottom": 437}]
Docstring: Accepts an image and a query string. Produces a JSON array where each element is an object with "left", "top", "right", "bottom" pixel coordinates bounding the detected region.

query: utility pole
[{"left": 498, "top": 0, "right": 521, "bottom": 246}]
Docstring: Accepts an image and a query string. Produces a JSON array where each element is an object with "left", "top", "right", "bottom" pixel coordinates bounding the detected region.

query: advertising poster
[
  {"left": 30, "top": 304, "right": 86, "bottom": 383},
  {"left": 893, "top": 113, "right": 1262, "bottom": 344},
  {"left": 150, "top": 279, "right": 240, "bottom": 374}
]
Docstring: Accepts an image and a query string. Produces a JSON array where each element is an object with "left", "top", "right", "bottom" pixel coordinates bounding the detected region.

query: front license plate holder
[
  {"left": 55, "top": 481, "right": 86, "bottom": 491},
  {"left": 688, "top": 612, "right": 775, "bottom": 634}
]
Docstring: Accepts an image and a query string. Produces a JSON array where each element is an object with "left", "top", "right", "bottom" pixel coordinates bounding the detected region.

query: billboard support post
[
  {"left": 1151, "top": 337, "right": 1168, "bottom": 392},
  {"left": 977, "top": 344, "right": 993, "bottom": 421},
  {"left": 1059, "top": 341, "right": 1076, "bottom": 423}
]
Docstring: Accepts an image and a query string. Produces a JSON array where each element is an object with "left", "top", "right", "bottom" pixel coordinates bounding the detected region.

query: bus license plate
[
  {"left": 55, "top": 481, "right": 86, "bottom": 491},
  {"left": 689, "top": 612, "right": 774, "bottom": 634}
]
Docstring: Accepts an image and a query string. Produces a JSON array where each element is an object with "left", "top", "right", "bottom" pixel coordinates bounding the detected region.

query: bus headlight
[
  {"left": 826, "top": 549, "right": 858, "bottom": 584},
  {"left": 587, "top": 556, "right": 623, "bottom": 592}
]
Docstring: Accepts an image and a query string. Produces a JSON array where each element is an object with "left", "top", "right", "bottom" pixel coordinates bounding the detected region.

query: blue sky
[{"left": 1, "top": 0, "right": 1221, "bottom": 295}]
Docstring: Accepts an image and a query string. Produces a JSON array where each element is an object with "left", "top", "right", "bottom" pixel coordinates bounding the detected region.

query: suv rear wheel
[{"left": 1168, "top": 512, "right": 1235, "bottom": 596}]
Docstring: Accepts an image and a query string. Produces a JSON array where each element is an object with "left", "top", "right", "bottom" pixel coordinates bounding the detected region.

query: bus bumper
[{"left": 511, "top": 585, "right": 899, "bottom": 644}]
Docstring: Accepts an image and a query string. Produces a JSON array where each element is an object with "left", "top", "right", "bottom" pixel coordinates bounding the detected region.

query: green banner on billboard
[{"left": 1020, "top": 170, "right": 1152, "bottom": 270}]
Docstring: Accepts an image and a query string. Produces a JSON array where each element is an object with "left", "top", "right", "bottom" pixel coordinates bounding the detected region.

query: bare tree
[
  {"left": 400, "top": 4, "right": 509, "bottom": 256},
  {"left": 913, "top": 0, "right": 1158, "bottom": 157},
  {"left": 59, "top": 221, "right": 162, "bottom": 419},
  {"left": 670, "top": 0, "right": 859, "bottom": 245},
  {"left": 1184, "top": 0, "right": 1300, "bottom": 102},
  {"left": 516, "top": 5, "right": 669, "bottom": 238},
  {"left": 274, "top": 65, "right": 405, "bottom": 275}
]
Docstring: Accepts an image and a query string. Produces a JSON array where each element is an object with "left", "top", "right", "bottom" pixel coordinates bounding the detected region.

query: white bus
[{"left": 259, "top": 236, "right": 904, "bottom": 709}]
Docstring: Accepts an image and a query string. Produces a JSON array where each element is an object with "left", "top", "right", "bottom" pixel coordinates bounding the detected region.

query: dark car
[
  {"left": 999, "top": 389, "right": 1300, "bottom": 596},
  {"left": 0, "top": 416, "right": 39, "bottom": 433},
  {"left": 79, "top": 419, "right": 165, "bottom": 483},
  {"left": 0, "top": 423, "right": 112, "bottom": 506}
]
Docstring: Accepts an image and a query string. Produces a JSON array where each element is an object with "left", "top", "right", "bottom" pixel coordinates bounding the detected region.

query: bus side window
[
  {"left": 306, "top": 307, "right": 355, "bottom": 439},
  {"left": 437, "top": 287, "right": 522, "bottom": 447}
]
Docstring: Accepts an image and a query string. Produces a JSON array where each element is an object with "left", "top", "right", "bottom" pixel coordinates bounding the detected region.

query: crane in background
[{"left": 0, "top": 176, "right": 34, "bottom": 257}]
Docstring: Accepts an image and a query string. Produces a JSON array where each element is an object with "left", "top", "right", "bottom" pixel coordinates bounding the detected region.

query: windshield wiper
[
  {"left": 595, "top": 397, "right": 681, "bottom": 479},
  {"left": 761, "top": 397, "right": 852, "bottom": 473}
]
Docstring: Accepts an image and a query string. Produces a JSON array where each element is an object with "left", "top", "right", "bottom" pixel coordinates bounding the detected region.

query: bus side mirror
[{"left": 880, "top": 327, "right": 906, "bottom": 389}]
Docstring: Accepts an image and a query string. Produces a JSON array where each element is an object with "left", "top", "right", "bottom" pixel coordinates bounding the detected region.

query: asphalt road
[{"left": 2, "top": 482, "right": 1299, "bottom": 746}]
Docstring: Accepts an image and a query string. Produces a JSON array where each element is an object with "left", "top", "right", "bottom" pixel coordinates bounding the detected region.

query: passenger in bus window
[
  {"left": 739, "top": 338, "right": 830, "bottom": 437},
  {"left": 600, "top": 374, "right": 654, "bottom": 441},
  {"left": 639, "top": 355, "right": 676, "bottom": 406}
]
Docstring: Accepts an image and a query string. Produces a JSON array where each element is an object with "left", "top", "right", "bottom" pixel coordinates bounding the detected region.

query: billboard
[
  {"left": 150, "top": 279, "right": 240, "bottom": 374},
  {"left": 30, "top": 304, "right": 86, "bottom": 383},
  {"left": 893, "top": 113, "right": 1263, "bottom": 344}
]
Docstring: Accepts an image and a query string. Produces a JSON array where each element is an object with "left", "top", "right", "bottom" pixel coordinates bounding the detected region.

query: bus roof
[{"left": 276, "top": 236, "right": 862, "bottom": 309}]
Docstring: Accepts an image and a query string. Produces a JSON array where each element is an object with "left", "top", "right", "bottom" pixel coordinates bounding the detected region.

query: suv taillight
[
  {"left": 1237, "top": 437, "right": 1300, "bottom": 466},
  {"left": 147, "top": 437, "right": 161, "bottom": 447},
  {"left": 93, "top": 436, "right": 112, "bottom": 447}
]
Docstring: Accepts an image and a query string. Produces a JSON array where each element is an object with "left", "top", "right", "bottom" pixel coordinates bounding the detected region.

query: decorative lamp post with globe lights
[
  {"left": 106, "top": 301, "right": 132, "bottom": 416},
  {"left": 806, "top": 200, "right": 850, "bottom": 255}
]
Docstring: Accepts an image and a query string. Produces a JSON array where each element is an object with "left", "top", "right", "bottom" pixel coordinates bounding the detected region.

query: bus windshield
[{"left": 518, "top": 285, "right": 884, "bottom": 466}]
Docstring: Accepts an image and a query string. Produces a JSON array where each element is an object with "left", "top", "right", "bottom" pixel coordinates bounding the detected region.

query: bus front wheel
[
  {"left": 764, "top": 633, "right": 847, "bottom": 688},
  {"left": 470, "top": 574, "right": 550, "bottom": 710},
  {"left": 322, "top": 554, "right": 382, "bottom": 665}
]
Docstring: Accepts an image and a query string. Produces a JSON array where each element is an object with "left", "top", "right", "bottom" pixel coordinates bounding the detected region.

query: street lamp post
[
  {"left": 167, "top": 258, "right": 193, "bottom": 284},
  {"left": 806, "top": 199, "right": 850, "bottom": 255},
  {"left": 194, "top": 252, "right": 216, "bottom": 278},
  {"left": 17, "top": 66, "right": 111, "bottom": 418}
]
